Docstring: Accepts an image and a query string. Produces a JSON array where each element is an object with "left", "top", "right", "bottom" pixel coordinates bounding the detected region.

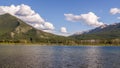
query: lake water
[{"left": 0, "top": 45, "right": 120, "bottom": 68}]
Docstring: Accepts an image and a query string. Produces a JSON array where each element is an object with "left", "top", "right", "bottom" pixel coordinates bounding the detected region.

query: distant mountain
[
  {"left": 71, "top": 23, "right": 120, "bottom": 40},
  {"left": 0, "top": 13, "right": 73, "bottom": 44},
  {"left": 1, "top": 13, "right": 120, "bottom": 45}
]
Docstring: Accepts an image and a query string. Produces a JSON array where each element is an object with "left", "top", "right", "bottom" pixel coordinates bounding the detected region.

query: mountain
[
  {"left": 0, "top": 13, "right": 73, "bottom": 44},
  {"left": 1, "top": 13, "right": 120, "bottom": 45},
  {"left": 71, "top": 23, "right": 120, "bottom": 40}
]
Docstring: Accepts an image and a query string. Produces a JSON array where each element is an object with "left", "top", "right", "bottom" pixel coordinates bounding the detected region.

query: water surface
[{"left": 0, "top": 45, "right": 120, "bottom": 68}]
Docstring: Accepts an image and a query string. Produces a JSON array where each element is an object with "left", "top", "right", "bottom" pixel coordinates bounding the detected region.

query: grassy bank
[{"left": 0, "top": 42, "right": 120, "bottom": 46}]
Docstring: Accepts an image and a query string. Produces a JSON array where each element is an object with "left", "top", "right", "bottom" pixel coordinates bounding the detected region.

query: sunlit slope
[{"left": 0, "top": 13, "right": 72, "bottom": 43}]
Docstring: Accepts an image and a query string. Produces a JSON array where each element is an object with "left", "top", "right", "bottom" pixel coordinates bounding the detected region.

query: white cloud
[
  {"left": 117, "top": 17, "right": 120, "bottom": 19},
  {"left": 44, "top": 22, "right": 55, "bottom": 30},
  {"left": 60, "top": 27, "right": 67, "bottom": 33},
  {"left": 110, "top": 8, "right": 120, "bottom": 15},
  {"left": 0, "top": 4, "right": 54, "bottom": 31},
  {"left": 64, "top": 12, "right": 104, "bottom": 27},
  {"left": 16, "top": 4, "right": 35, "bottom": 16}
]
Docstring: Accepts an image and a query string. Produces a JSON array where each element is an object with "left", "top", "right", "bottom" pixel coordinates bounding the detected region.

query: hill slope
[
  {"left": 0, "top": 13, "right": 73, "bottom": 44},
  {"left": 71, "top": 23, "right": 120, "bottom": 40}
]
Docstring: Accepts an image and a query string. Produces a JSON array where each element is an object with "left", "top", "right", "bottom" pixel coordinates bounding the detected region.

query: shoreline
[{"left": 0, "top": 42, "right": 120, "bottom": 46}]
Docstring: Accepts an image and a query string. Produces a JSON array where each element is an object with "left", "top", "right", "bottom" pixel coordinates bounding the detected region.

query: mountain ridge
[
  {"left": 0, "top": 13, "right": 74, "bottom": 44},
  {"left": 1, "top": 13, "right": 120, "bottom": 45},
  {"left": 71, "top": 23, "right": 120, "bottom": 40}
]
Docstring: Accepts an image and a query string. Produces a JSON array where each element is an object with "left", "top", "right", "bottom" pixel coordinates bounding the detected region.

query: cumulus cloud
[
  {"left": 44, "top": 22, "right": 55, "bottom": 30},
  {"left": 110, "top": 8, "right": 120, "bottom": 15},
  {"left": 0, "top": 4, "right": 54, "bottom": 31},
  {"left": 60, "top": 27, "right": 67, "bottom": 33},
  {"left": 64, "top": 12, "right": 104, "bottom": 27}
]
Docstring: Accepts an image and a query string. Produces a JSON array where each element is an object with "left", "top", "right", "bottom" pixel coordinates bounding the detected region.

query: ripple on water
[{"left": 0, "top": 46, "right": 120, "bottom": 68}]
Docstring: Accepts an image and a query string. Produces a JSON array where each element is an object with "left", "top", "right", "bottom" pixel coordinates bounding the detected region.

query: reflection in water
[
  {"left": 84, "top": 46, "right": 102, "bottom": 68},
  {"left": 0, "top": 46, "right": 120, "bottom": 68}
]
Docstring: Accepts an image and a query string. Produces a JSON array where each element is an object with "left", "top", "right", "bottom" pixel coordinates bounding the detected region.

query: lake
[{"left": 0, "top": 45, "right": 120, "bottom": 68}]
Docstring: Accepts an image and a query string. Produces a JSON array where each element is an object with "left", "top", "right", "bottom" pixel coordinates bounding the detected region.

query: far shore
[{"left": 0, "top": 42, "right": 120, "bottom": 46}]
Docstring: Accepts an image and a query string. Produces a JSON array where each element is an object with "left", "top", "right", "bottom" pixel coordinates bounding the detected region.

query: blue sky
[{"left": 0, "top": 0, "right": 120, "bottom": 35}]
